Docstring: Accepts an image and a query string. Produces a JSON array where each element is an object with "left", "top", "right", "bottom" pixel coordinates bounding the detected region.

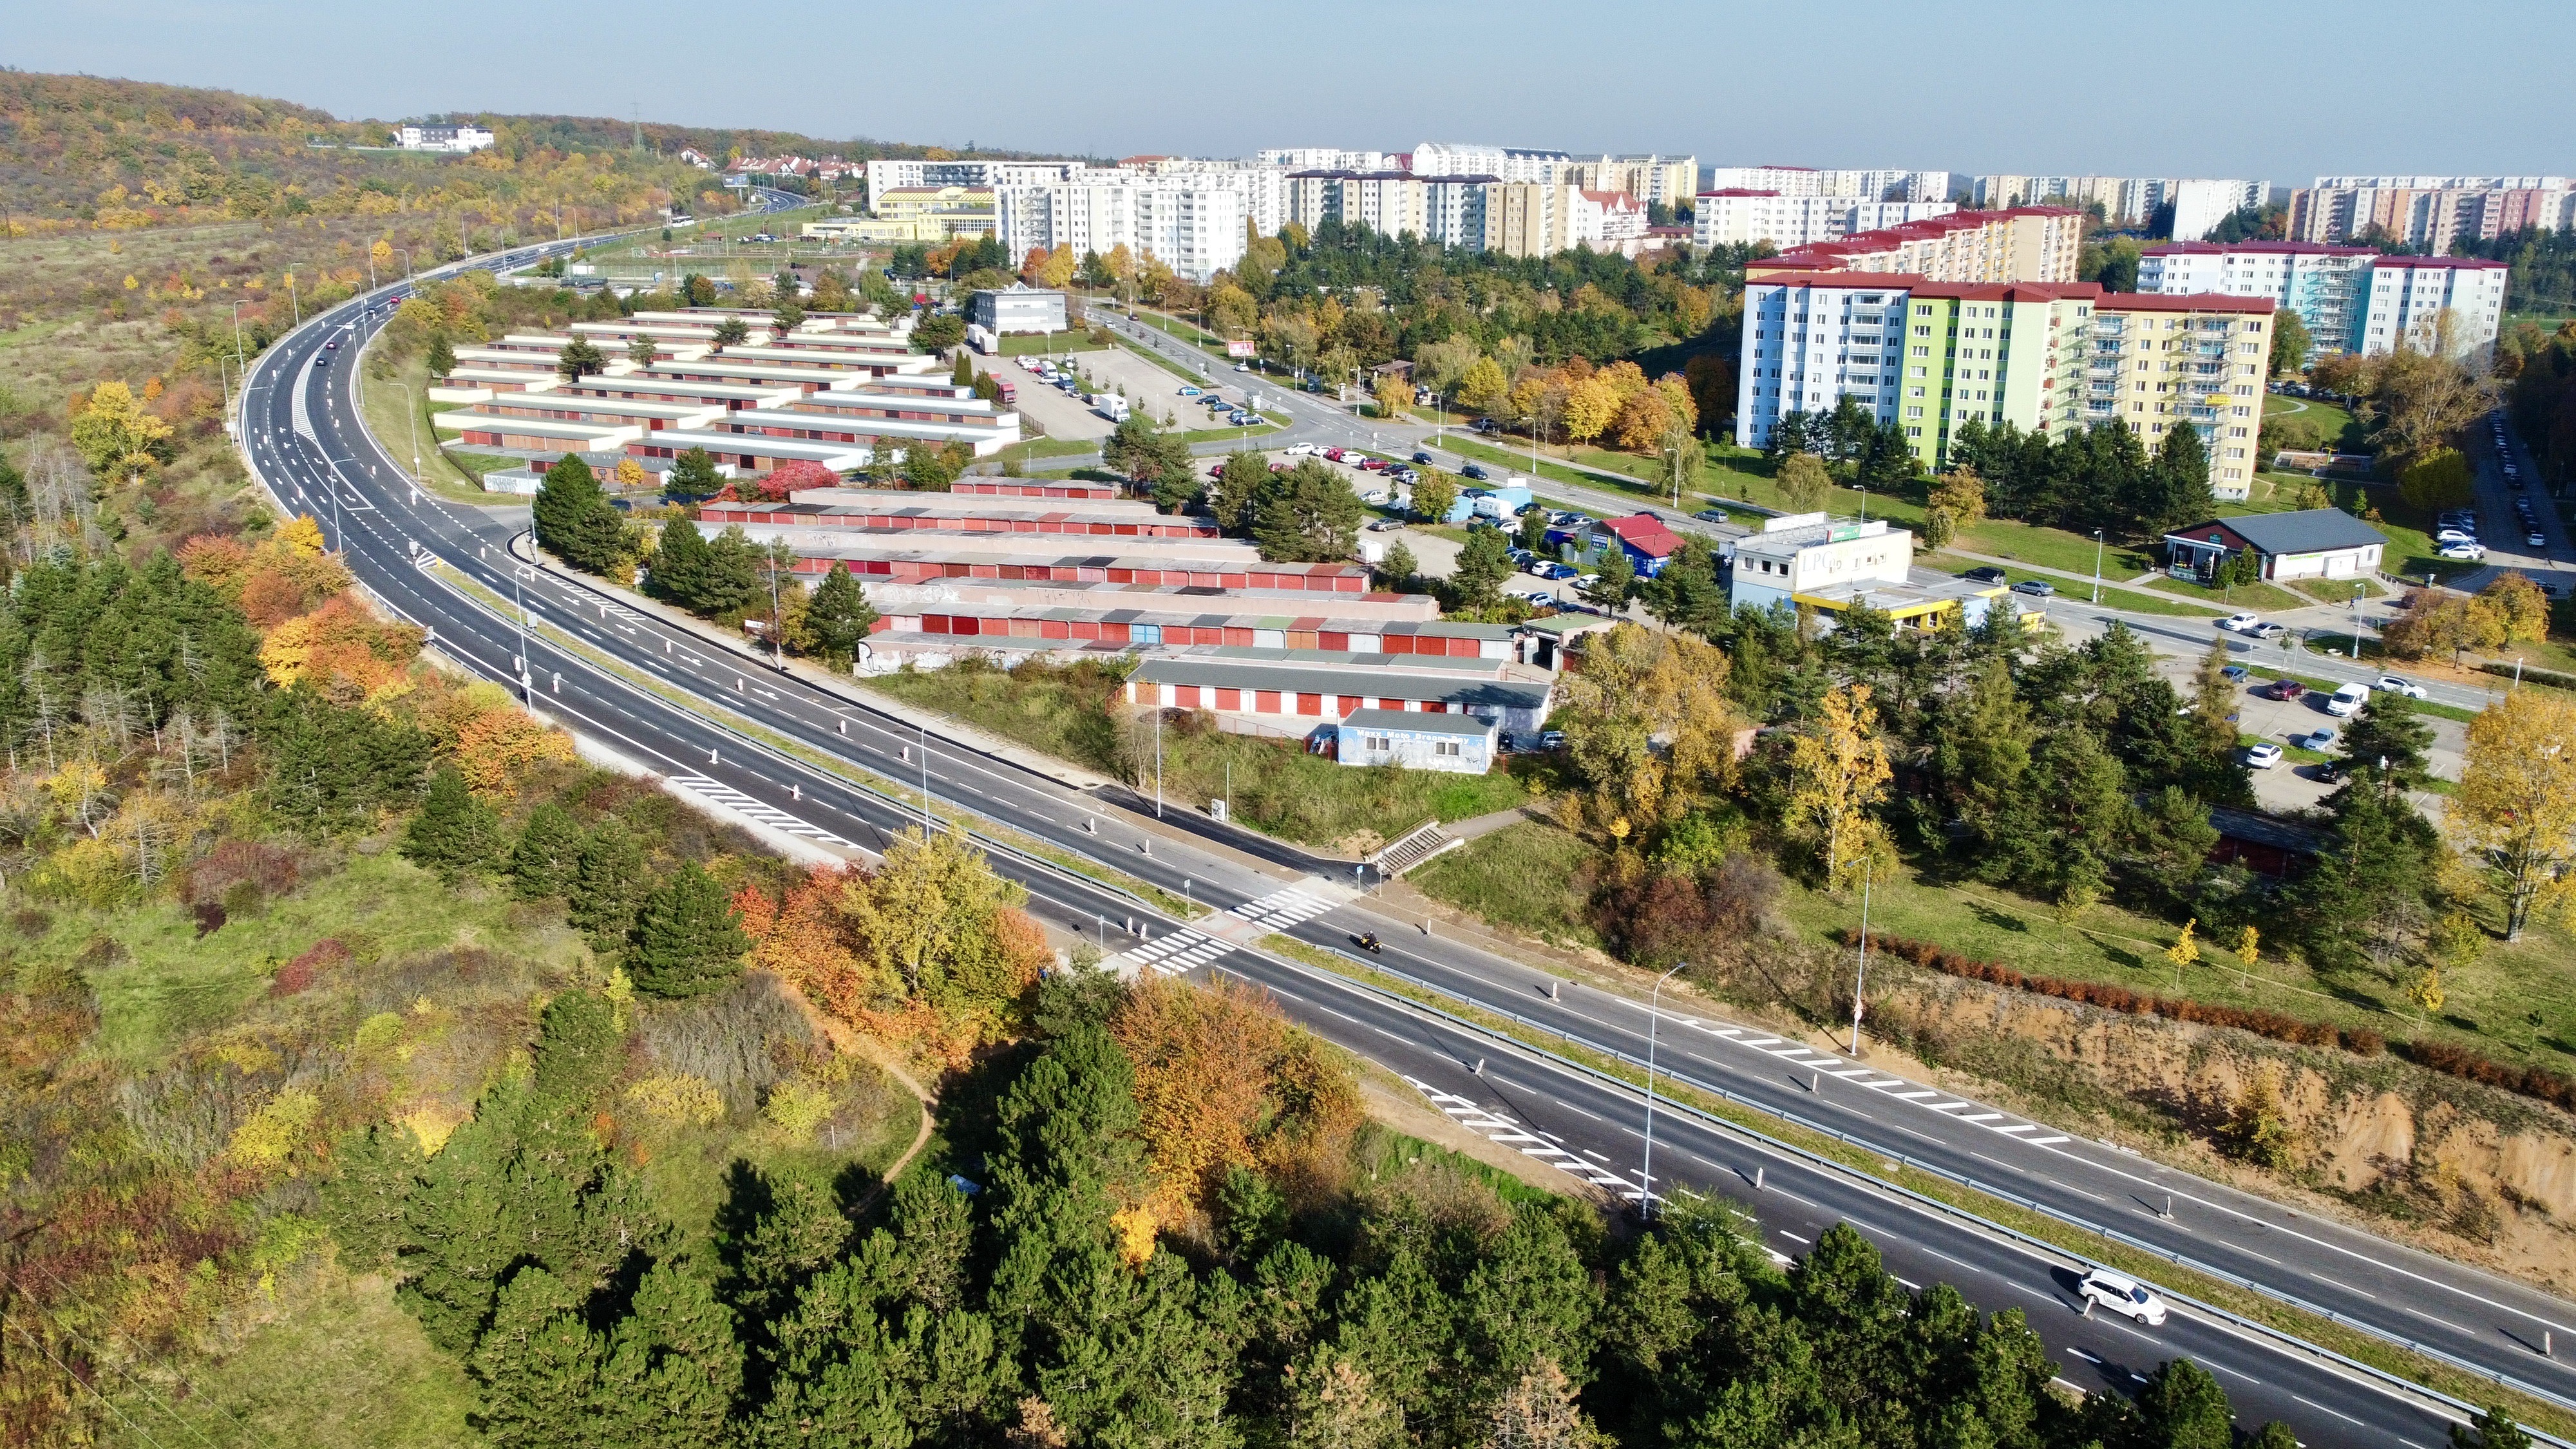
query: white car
[
  {"left": 2244, "top": 743, "right": 2284, "bottom": 770},
  {"left": 1234, "top": 361, "right": 1251, "bottom": 372},
  {"left": 2325, "top": 682, "right": 2372, "bottom": 717},
  {"left": 2218, "top": 612, "right": 2262, "bottom": 633},
  {"left": 2080, "top": 1269, "right": 2170, "bottom": 1326},
  {"left": 1283, "top": 442, "right": 1314, "bottom": 455},
  {"left": 2434, "top": 527, "right": 2479, "bottom": 545},
  {"left": 2440, "top": 542, "right": 2487, "bottom": 562},
  {"left": 2376, "top": 676, "right": 2429, "bottom": 700}
]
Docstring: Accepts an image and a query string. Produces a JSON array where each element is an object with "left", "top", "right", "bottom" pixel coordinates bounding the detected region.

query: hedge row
[
  {"left": 1850, "top": 931, "right": 2576, "bottom": 1116},
  {"left": 2478, "top": 659, "right": 2576, "bottom": 693}
]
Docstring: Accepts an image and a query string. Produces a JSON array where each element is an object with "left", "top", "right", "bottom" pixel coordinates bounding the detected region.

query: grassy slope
[
  {"left": 1408, "top": 819, "right": 1601, "bottom": 949},
  {"left": 178, "top": 1265, "right": 480, "bottom": 1448}
]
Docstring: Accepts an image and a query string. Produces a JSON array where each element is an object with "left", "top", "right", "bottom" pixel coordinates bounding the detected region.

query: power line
[{"left": 5, "top": 1315, "right": 179, "bottom": 1449}]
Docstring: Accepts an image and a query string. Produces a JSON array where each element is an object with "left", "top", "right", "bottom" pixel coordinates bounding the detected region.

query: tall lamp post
[
  {"left": 389, "top": 381, "right": 423, "bottom": 486},
  {"left": 1638, "top": 961, "right": 1688, "bottom": 1220},
  {"left": 1849, "top": 856, "right": 1875, "bottom": 1054},
  {"left": 2351, "top": 582, "right": 2363, "bottom": 659},
  {"left": 2090, "top": 529, "right": 2106, "bottom": 604}
]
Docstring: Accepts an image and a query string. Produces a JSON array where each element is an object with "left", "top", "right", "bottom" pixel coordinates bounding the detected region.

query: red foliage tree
[{"left": 753, "top": 459, "right": 840, "bottom": 502}]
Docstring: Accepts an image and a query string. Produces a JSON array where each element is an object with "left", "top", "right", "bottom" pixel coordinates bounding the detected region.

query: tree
[
  {"left": 1450, "top": 527, "right": 1515, "bottom": 612},
  {"left": 1580, "top": 549, "right": 1634, "bottom": 611},
  {"left": 1785, "top": 685, "right": 1891, "bottom": 894},
  {"left": 1777, "top": 452, "right": 1833, "bottom": 513},
  {"left": 510, "top": 802, "right": 588, "bottom": 900},
  {"left": 401, "top": 766, "right": 502, "bottom": 884},
  {"left": 1103, "top": 414, "right": 1194, "bottom": 505},
  {"left": 1562, "top": 374, "right": 1625, "bottom": 444},
  {"left": 69, "top": 380, "right": 175, "bottom": 478},
  {"left": 683, "top": 274, "right": 717, "bottom": 307},
  {"left": 626, "top": 334, "right": 658, "bottom": 370},
  {"left": 1378, "top": 540, "right": 1418, "bottom": 589},
  {"left": 627, "top": 862, "right": 750, "bottom": 999},
  {"left": 1920, "top": 505, "right": 1956, "bottom": 551},
  {"left": 2132, "top": 1358, "right": 2233, "bottom": 1449},
  {"left": 428, "top": 331, "right": 457, "bottom": 377},
  {"left": 2186, "top": 638, "right": 2242, "bottom": 760},
  {"left": 1408, "top": 469, "right": 1458, "bottom": 525},
  {"left": 806, "top": 567, "right": 877, "bottom": 669},
  {"left": 665, "top": 447, "right": 723, "bottom": 501},
  {"left": 2453, "top": 1406, "right": 2535, "bottom": 1449},
  {"left": 2270, "top": 308, "right": 2312, "bottom": 377},
  {"left": 2400, "top": 449, "right": 2475, "bottom": 511},
  {"left": 953, "top": 350, "right": 976, "bottom": 386},
  {"left": 1927, "top": 464, "right": 1987, "bottom": 524},
  {"left": 531, "top": 456, "right": 631, "bottom": 576},
  {"left": 2468, "top": 572, "right": 2551, "bottom": 648},
  {"left": 712, "top": 317, "right": 751, "bottom": 347},
  {"left": 911, "top": 313, "right": 966, "bottom": 353},
  {"left": 2143, "top": 422, "right": 2213, "bottom": 535},
  {"left": 569, "top": 822, "right": 647, "bottom": 951},
  {"left": 1209, "top": 452, "right": 1269, "bottom": 533},
  {"left": 1372, "top": 375, "right": 1411, "bottom": 421},
  {"left": 648, "top": 515, "right": 715, "bottom": 609},
  {"left": 2333, "top": 692, "right": 2436, "bottom": 795},
  {"left": 555, "top": 337, "right": 607, "bottom": 383},
  {"left": 1251, "top": 460, "right": 1365, "bottom": 563},
  {"left": 1455, "top": 357, "right": 1511, "bottom": 415},
  {"left": 2450, "top": 687, "right": 2576, "bottom": 940}
]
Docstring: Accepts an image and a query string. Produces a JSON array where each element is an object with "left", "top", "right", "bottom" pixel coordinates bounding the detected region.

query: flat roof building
[{"left": 1335, "top": 708, "right": 1498, "bottom": 775}]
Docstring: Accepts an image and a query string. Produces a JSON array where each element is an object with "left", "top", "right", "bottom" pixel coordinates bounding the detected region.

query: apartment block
[
  {"left": 2288, "top": 181, "right": 2576, "bottom": 251},
  {"left": 1747, "top": 207, "right": 2085, "bottom": 284},
  {"left": 2140, "top": 242, "right": 2371, "bottom": 360},
  {"left": 865, "top": 159, "right": 1079, "bottom": 198},
  {"left": 1705, "top": 166, "right": 1949, "bottom": 202},
  {"left": 2354, "top": 257, "right": 2509, "bottom": 360},
  {"left": 1562, "top": 155, "right": 1700, "bottom": 205},
  {"left": 1692, "top": 191, "right": 1955, "bottom": 250},
  {"left": 1972, "top": 176, "right": 2273, "bottom": 236},
  {"left": 1408, "top": 142, "right": 1575, "bottom": 184},
  {"left": 1286, "top": 170, "right": 1498, "bottom": 249},
  {"left": 1736, "top": 276, "right": 2271, "bottom": 496},
  {"left": 997, "top": 175, "right": 1247, "bottom": 282},
  {"left": 1258, "top": 147, "right": 1396, "bottom": 171}
]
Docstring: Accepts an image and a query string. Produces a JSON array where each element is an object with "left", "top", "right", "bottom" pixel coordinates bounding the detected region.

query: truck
[
  {"left": 1093, "top": 393, "right": 1131, "bottom": 423},
  {"left": 994, "top": 379, "right": 1017, "bottom": 406}
]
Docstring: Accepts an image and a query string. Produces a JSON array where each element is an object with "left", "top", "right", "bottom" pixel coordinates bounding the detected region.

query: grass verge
[
  {"left": 355, "top": 335, "right": 508, "bottom": 504},
  {"left": 1917, "top": 554, "right": 2225, "bottom": 618},
  {"left": 1407, "top": 819, "right": 1601, "bottom": 951}
]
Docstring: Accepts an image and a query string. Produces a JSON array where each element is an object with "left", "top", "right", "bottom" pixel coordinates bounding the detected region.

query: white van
[
  {"left": 1093, "top": 394, "right": 1131, "bottom": 423},
  {"left": 2325, "top": 681, "right": 2371, "bottom": 717}
]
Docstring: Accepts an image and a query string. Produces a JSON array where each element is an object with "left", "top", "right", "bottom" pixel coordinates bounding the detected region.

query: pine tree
[
  {"left": 591, "top": 1263, "right": 744, "bottom": 1449},
  {"left": 556, "top": 337, "right": 607, "bottom": 382},
  {"left": 1379, "top": 540, "right": 1419, "bottom": 590},
  {"left": 533, "top": 456, "right": 627, "bottom": 574},
  {"left": 427, "top": 331, "right": 457, "bottom": 378},
  {"left": 568, "top": 821, "right": 647, "bottom": 952},
  {"left": 806, "top": 566, "right": 878, "bottom": 669},
  {"left": 695, "top": 526, "right": 765, "bottom": 620},
  {"left": 509, "top": 802, "right": 587, "bottom": 900},
  {"left": 1580, "top": 549, "right": 1634, "bottom": 611},
  {"left": 401, "top": 766, "right": 504, "bottom": 882},
  {"left": 665, "top": 446, "right": 723, "bottom": 501},
  {"left": 469, "top": 1267, "right": 600, "bottom": 1449},
  {"left": 625, "top": 862, "right": 750, "bottom": 999},
  {"left": 648, "top": 516, "right": 714, "bottom": 610},
  {"left": 530, "top": 989, "right": 625, "bottom": 1108},
  {"left": 953, "top": 350, "right": 975, "bottom": 386}
]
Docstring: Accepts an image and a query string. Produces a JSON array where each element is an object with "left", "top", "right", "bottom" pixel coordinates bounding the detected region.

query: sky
[{"left": 12, "top": 0, "right": 2568, "bottom": 184}]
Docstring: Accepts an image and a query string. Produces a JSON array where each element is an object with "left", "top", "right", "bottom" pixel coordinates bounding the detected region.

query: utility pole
[
  {"left": 1849, "top": 857, "right": 1874, "bottom": 1055},
  {"left": 2090, "top": 528, "right": 2105, "bottom": 604}
]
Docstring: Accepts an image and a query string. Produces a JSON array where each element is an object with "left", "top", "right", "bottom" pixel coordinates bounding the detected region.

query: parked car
[
  {"left": 1539, "top": 730, "right": 1567, "bottom": 750},
  {"left": 1358, "top": 459, "right": 1388, "bottom": 471},
  {"left": 1367, "top": 518, "right": 1403, "bottom": 531},
  {"left": 2009, "top": 578, "right": 2055, "bottom": 597},
  {"left": 2219, "top": 612, "right": 2262, "bottom": 633},
  {"left": 2440, "top": 543, "right": 2487, "bottom": 561},
  {"left": 2312, "top": 757, "right": 2349, "bottom": 784},
  {"left": 2221, "top": 665, "right": 2249, "bottom": 682},
  {"left": 1322, "top": 448, "right": 1346, "bottom": 462},
  {"left": 2374, "top": 675, "right": 2429, "bottom": 700},
  {"left": 1963, "top": 565, "right": 2009, "bottom": 585},
  {"left": 1471, "top": 417, "right": 1502, "bottom": 434},
  {"left": 1233, "top": 361, "right": 1251, "bottom": 372},
  {"left": 1541, "top": 562, "right": 1580, "bottom": 580},
  {"left": 2325, "top": 681, "right": 2372, "bottom": 717},
  {"left": 1283, "top": 442, "right": 1314, "bottom": 455},
  {"left": 2244, "top": 743, "right": 2284, "bottom": 770},
  {"left": 2079, "top": 1271, "right": 2170, "bottom": 1327},
  {"left": 2302, "top": 727, "right": 2339, "bottom": 752},
  {"left": 1178, "top": 385, "right": 1200, "bottom": 396},
  {"left": 2272, "top": 679, "right": 2307, "bottom": 701},
  {"left": 2435, "top": 527, "right": 2479, "bottom": 545}
]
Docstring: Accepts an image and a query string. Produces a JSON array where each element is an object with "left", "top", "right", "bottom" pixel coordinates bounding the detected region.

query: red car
[
  {"left": 2272, "top": 679, "right": 2307, "bottom": 701},
  {"left": 1322, "top": 448, "right": 1346, "bottom": 462},
  {"left": 1358, "top": 459, "right": 1388, "bottom": 471}
]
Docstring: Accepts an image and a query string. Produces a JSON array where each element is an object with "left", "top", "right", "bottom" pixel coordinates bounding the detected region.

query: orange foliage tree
[{"left": 257, "top": 594, "right": 422, "bottom": 698}]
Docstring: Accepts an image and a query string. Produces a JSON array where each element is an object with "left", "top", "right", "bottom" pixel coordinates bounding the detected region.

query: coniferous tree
[
  {"left": 806, "top": 566, "right": 878, "bottom": 669},
  {"left": 683, "top": 274, "right": 717, "bottom": 307},
  {"left": 509, "top": 802, "right": 587, "bottom": 900},
  {"left": 694, "top": 525, "right": 766, "bottom": 620},
  {"left": 665, "top": 446, "right": 723, "bottom": 501},
  {"left": 556, "top": 337, "right": 607, "bottom": 382},
  {"left": 568, "top": 821, "right": 647, "bottom": 952},
  {"left": 648, "top": 516, "right": 715, "bottom": 609},
  {"left": 625, "top": 862, "right": 750, "bottom": 999},
  {"left": 591, "top": 1263, "right": 744, "bottom": 1449},
  {"left": 401, "top": 766, "right": 504, "bottom": 882},
  {"left": 529, "top": 989, "right": 624, "bottom": 1108},
  {"left": 953, "top": 350, "right": 975, "bottom": 386},
  {"left": 427, "top": 331, "right": 457, "bottom": 377},
  {"left": 532, "top": 456, "right": 631, "bottom": 575}
]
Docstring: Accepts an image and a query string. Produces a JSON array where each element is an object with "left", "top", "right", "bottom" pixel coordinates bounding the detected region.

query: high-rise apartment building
[
  {"left": 1747, "top": 208, "right": 2085, "bottom": 285},
  {"left": 997, "top": 176, "right": 1245, "bottom": 283},
  {"left": 1705, "top": 166, "right": 1949, "bottom": 202},
  {"left": 1971, "top": 176, "right": 2274, "bottom": 237},
  {"left": 1736, "top": 275, "right": 2271, "bottom": 495},
  {"left": 2287, "top": 182, "right": 2576, "bottom": 251},
  {"left": 1562, "top": 155, "right": 1699, "bottom": 205},
  {"left": 2139, "top": 242, "right": 2372, "bottom": 361},
  {"left": 1285, "top": 171, "right": 1497, "bottom": 249},
  {"left": 1258, "top": 147, "right": 1396, "bottom": 172},
  {"left": 2354, "top": 257, "right": 2510, "bottom": 359},
  {"left": 867, "top": 159, "right": 1079, "bottom": 199},
  {"left": 1408, "top": 143, "right": 1575, "bottom": 184},
  {"left": 1692, "top": 192, "right": 1956, "bottom": 250}
]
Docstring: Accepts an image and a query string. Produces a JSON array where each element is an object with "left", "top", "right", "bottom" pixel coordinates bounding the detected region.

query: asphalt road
[{"left": 232, "top": 240, "right": 2574, "bottom": 1444}]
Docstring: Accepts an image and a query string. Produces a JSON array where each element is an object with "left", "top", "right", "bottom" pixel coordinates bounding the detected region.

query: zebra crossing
[
  {"left": 1114, "top": 925, "right": 1235, "bottom": 978},
  {"left": 1406, "top": 1077, "right": 1642, "bottom": 1198},
  {"left": 663, "top": 775, "right": 855, "bottom": 848},
  {"left": 1224, "top": 885, "right": 1338, "bottom": 931},
  {"left": 1677, "top": 1019, "right": 2069, "bottom": 1146}
]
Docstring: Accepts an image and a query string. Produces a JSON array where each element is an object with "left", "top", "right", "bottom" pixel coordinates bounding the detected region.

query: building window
[{"left": 1435, "top": 739, "right": 1462, "bottom": 757}]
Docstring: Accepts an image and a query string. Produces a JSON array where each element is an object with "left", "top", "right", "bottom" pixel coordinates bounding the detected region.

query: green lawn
[
  {"left": 998, "top": 330, "right": 1104, "bottom": 357},
  {"left": 1408, "top": 820, "right": 1602, "bottom": 950},
  {"left": 357, "top": 343, "right": 514, "bottom": 505},
  {"left": 2140, "top": 573, "right": 2309, "bottom": 613},
  {"left": 997, "top": 435, "right": 1095, "bottom": 465},
  {"left": 1917, "top": 553, "right": 2224, "bottom": 617},
  {"left": 172, "top": 1265, "right": 478, "bottom": 1449},
  {"left": 2264, "top": 393, "right": 2370, "bottom": 453},
  {"left": 1956, "top": 518, "right": 2154, "bottom": 579},
  {"left": 2286, "top": 576, "right": 2385, "bottom": 604}
]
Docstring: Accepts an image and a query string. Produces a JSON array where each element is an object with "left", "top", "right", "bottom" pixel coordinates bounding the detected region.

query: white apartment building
[
  {"left": 867, "top": 159, "right": 1079, "bottom": 199},
  {"left": 1714, "top": 167, "right": 1952, "bottom": 202},
  {"left": 1734, "top": 274, "right": 1913, "bottom": 437},
  {"left": 2354, "top": 257, "right": 2509, "bottom": 361},
  {"left": 1124, "top": 159, "right": 1287, "bottom": 237},
  {"left": 1692, "top": 192, "right": 1955, "bottom": 250},
  {"left": 2289, "top": 182, "right": 2576, "bottom": 251},
  {"left": 1286, "top": 171, "right": 1499, "bottom": 249},
  {"left": 2316, "top": 175, "right": 2568, "bottom": 191},
  {"left": 2139, "top": 242, "right": 2372, "bottom": 359},
  {"left": 395, "top": 123, "right": 495, "bottom": 153},
  {"left": 998, "top": 176, "right": 1247, "bottom": 283},
  {"left": 1258, "top": 147, "right": 1396, "bottom": 171},
  {"left": 1973, "top": 176, "right": 2273, "bottom": 234},
  {"left": 1562, "top": 155, "right": 1700, "bottom": 205},
  {"left": 1411, "top": 142, "right": 1575, "bottom": 184}
]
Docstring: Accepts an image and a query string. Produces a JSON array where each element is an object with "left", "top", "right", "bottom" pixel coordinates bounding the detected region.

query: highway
[{"left": 231, "top": 229, "right": 2571, "bottom": 1444}]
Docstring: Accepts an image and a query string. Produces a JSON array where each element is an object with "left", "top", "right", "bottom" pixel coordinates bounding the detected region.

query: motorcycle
[{"left": 1356, "top": 933, "right": 1383, "bottom": 955}]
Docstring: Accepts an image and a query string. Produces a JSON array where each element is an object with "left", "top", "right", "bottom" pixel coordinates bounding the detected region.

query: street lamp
[
  {"left": 285, "top": 270, "right": 300, "bottom": 328},
  {"left": 389, "top": 381, "right": 423, "bottom": 485},
  {"left": 1638, "top": 961, "right": 1688, "bottom": 1220},
  {"left": 2351, "top": 582, "right": 2363, "bottom": 660},
  {"left": 2090, "top": 529, "right": 2105, "bottom": 605},
  {"left": 1849, "top": 856, "right": 1875, "bottom": 1055}
]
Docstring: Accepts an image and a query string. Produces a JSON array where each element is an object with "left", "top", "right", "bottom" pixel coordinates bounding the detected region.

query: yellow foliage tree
[
  {"left": 1455, "top": 357, "right": 1511, "bottom": 415},
  {"left": 1036, "top": 245, "right": 1078, "bottom": 289},
  {"left": 278, "top": 513, "right": 328, "bottom": 558},
  {"left": 1557, "top": 623, "right": 1741, "bottom": 841},
  {"left": 1562, "top": 374, "right": 1625, "bottom": 444},
  {"left": 1785, "top": 685, "right": 1892, "bottom": 894},
  {"left": 2450, "top": 687, "right": 2576, "bottom": 939},
  {"left": 68, "top": 379, "right": 175, "bottom": 479}
]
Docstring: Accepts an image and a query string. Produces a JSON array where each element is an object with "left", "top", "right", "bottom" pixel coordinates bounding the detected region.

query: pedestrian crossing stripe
[
  {"left": 1226, "top": 886, "right": 1335, "bottom": 929},
  {"left": 1672, "top": 1018, "right": 2072, "bottom": 1148},
  {"left": 664, "top": 775, "right": 854, "bottom": 847},
  {"left": 1407, "top": 1077, "right": 1642, "bottom": 1198},
  {"left": 1109, "top": 927, "right": 1233, "bottom": 978}
]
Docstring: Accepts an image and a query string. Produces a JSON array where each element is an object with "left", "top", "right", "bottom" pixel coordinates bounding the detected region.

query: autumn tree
[
  {"left": 2450, "top": 687, "right": 2576, "bottom": 939},
  {"left": 2399, "top": 449, "right": 2474, "bottom": 511},
  {"left": 2467, "top": 573, "right": 2551, "bottom": 649},
  {"left": 1557, "top": 623, "right": 1740, "bottom": 847},
  {"left": 1927, "top": 464, "right": 1987, "bottom": 524},
  {"left": 1777, "top": 452, "right": 1833, "bottom": 513},
  {"left": 1407, "top": 469, "right": 1458, "bottom": 526},
  {"left": 1456, "top": 357, "right": 1511, "bottom": 415},
  {"left": 1786, "top": 684, "right": 1892, "bottom": 893},
  {"left": 1372, "top": 375, "right": 1411, "bottom": 421},
  {"left": 70, "top": 380, "right": 176, "bottom": 479}
]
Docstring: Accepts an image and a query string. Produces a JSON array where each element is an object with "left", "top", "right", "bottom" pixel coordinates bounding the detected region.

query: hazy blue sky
[{"left": 13, "top": 0, "right": 2566, "bottom": 182}]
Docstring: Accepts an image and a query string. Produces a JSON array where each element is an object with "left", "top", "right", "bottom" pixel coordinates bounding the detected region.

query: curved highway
[{"left": 229, "top": 213, "right": 2567, "bottom": 1446}]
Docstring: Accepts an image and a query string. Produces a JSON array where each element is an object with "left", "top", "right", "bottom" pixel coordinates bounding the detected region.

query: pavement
[{"left": 238, "top": 254, "right": 2576, "bottom": 1445}]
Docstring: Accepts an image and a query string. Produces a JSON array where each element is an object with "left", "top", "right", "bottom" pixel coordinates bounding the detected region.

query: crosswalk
[
  {"left": 1676, "top": 1019, "right": 2069, "bottom": 1146},
  {"left": 1224, "top": 885, "right": 1337, "bottom": 931},
  {"left": 1116, "top": 926, "right": 1234, "bottom": 978},
  {"left": 1406, "top": 1077, "right": 1641, "bottom": 1198},
  {"left": 1108, "top": 884, "right": 1338, "bottom": 979},
  {"left": 663, "top": 775, "right": 854, "bottom": 848}
]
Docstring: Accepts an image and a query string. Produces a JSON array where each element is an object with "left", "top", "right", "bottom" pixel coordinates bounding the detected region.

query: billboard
[{"left": 1226, "top": 339, "right": 1257, "bottom": 358}]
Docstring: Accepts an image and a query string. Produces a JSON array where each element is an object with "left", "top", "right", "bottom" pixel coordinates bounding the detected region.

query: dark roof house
[{"left": 2162, "top": 508, "right": 2387, "bottom": 583}]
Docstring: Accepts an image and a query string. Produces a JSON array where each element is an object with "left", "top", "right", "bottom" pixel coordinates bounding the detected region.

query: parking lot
[{"left": 2152, "top": 648, "right": 2467, "bottom": 819}]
